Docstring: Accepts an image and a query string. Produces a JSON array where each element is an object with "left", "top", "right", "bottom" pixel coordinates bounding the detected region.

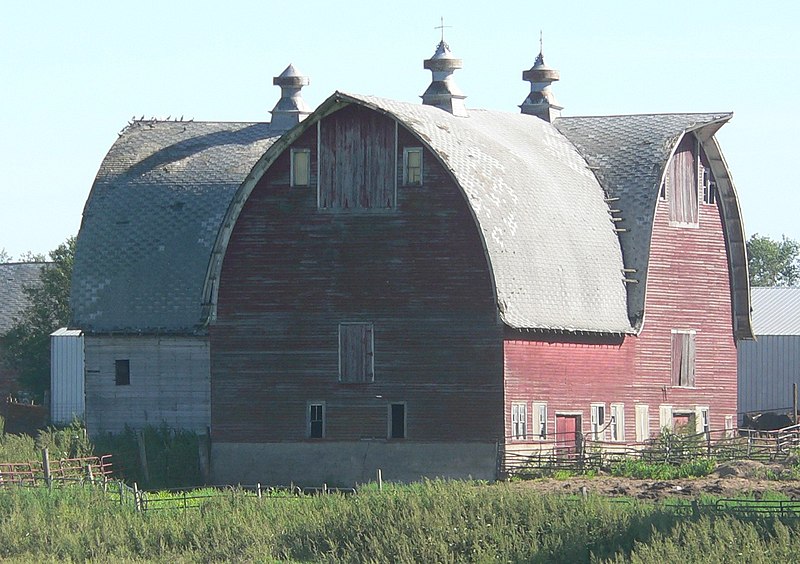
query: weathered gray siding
[
  {"left": 84, "top": 335, "right": 210, "bottom": 435},
  {"left": 738, "top": 335, "right": 800, "bottom": 415}
]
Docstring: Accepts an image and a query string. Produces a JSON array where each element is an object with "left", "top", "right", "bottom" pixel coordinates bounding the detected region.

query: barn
[
  {"left": 738, "top": 287, "right": 800, "bottom": 420},
  {"left": 71, "top": 41, "right": 752, "bottom": 485}
]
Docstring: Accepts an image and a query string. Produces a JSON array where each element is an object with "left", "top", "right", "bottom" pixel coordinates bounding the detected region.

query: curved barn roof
[
  {"left": 0, "top": 262, "right": 46, "bottom": 333},
  {"left": 71, "top": 121, "right": 279, "bottom": 333},
  {"left": 555, "top": 113, "right": 752, "bottom": 338},
  {"left": 207, "top": 92, "right": 633, "bottom": 333}
]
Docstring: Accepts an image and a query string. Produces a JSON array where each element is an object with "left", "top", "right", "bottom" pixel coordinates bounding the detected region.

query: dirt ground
[{"left": 510, "top": 460, "right": 800, "bottom": 501}]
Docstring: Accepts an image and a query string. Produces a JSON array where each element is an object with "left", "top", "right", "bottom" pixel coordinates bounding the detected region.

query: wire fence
[{"left": 0, "top": 450, "right": 113, "bottom": 488}]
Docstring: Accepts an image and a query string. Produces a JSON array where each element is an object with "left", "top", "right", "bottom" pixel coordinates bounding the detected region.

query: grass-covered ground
[{"left": 1, "top": 481, "right": 799, "bottom": 563}]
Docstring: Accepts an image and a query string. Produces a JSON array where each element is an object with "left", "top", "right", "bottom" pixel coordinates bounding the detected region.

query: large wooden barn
[{"left": 70, "top": 42, "right": 752, "bottom": 485}]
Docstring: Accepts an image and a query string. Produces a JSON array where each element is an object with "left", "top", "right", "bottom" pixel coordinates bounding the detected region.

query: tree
[
  {"left": 0, "top": 248, "right": 10, "bottom": 263},
  {"left": 1, "top": 237, "right": 75, "bottom": 402},
  {"left": 747, "top": 233, "right": 800, "bottom": 287}
]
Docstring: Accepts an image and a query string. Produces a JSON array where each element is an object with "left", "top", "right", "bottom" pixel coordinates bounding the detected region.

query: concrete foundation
[{"left": 211, "top": 441, "right": 498, "bottom": 486}]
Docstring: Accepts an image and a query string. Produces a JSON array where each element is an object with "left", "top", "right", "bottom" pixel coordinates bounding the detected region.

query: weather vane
[{"left": 435, "top": 16, "right": 452, "bottom": 43}]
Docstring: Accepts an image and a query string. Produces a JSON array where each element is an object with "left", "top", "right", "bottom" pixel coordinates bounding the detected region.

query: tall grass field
[{"left": 0, "top": 481, "right": 799, "bottom": 562}]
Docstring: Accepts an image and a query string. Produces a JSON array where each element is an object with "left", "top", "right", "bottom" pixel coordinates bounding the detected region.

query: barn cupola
[
  {"left": 269, "top": 64, "right": 312, "bottom": 131},
  {"left": 421, "top": 38, "right": 468, "bottom": 117},
  {"left": 520, "top": 36, "right": 563, "bottom": 122}
]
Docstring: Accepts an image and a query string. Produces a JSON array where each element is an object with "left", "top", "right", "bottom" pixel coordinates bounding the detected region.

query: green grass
[
  {"left": 610, "top": 458, "right": 716, "bottom": 480},
  {"left": 0, "top": 481, "right": 799, "bottom": 562}
]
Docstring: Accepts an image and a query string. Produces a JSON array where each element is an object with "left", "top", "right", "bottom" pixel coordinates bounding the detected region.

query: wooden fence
[
  {"left": 0, "top": 449, "right": 113, "bottom": 487},
  {"left": 500, "top": 425, "right": 800, "bottom": 478}
]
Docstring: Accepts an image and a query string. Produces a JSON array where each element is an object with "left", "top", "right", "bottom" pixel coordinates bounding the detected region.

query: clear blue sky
[{"left": 1, "top": 0, "right": 797, "bottom": 258}]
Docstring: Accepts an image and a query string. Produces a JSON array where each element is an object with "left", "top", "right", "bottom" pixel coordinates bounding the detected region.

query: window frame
[
  {"left": 290, "top": 147, "right": 311, "bottom": 187},
  {"left": 511, "top": 402, "right": 528, "bottom": 440},
  {"left": 590, "top": 403, "right": 606, "bottom": 441},
  {"left": 532, "top": 402, "right": 547, "bottom": 440},
  {"left": 664, "top": 135, "right": 700, "bottom": 227},
  {"left": 610, "top": 403, "right": 625, "bottom": 442},
  {"left": 115, "top": 359, "right": 130, "bottom": 386},
  {"left": 388, "top": 402, "right": 407, "bottom": 439},
  {"left": 308, "top": 401, "right": 326, "bottom": 439},
  {"left": 338, "top": 322, "right": 375, "bottom": 383},
  {"left": 671, "top": 329, "right": 697, "bottom": 388},
  {"left": 402, "top": 147, "right": 423, "bottom": 186},
  {"left": 635, "top": 404, "right": 650, "bottom": 442}
]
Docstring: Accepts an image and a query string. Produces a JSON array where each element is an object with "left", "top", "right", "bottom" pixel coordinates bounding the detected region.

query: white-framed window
[
  {"left": 403, "top": 147, "right": 422, "bottom": 185},
  {"left": 696, "top": 406, "right": 710, "bottom": 436},
  {"left": 590, "top": 403, "right": 606, "bottom": 441},
  {"left": 338, "top": 323, "right": 374, "bottom": 383},
  {"left": 308, "top": 402, "right": 325, "bottom": 438},
  {"left": 389, "top": 402, "right": 406, "bottom": 439},
  {"left": 635, "top": 404, "right": 650, "bottom": 442},
  {"left": 532, "top": 402, "right": 547, "bottom": 440},
  {"left": 671, "top": 329, "right": 696, "bottom": 387},
  {"left": 610, "top": 403, "right": 625, "bottom": 442},
  {"left": 291, "top": 148, "right": 311, "bottom": 187},
  {"left": 659, "top": 405, "right": 673, "bottom": 433},
  {"left": 724, "top": 415, "right": 735, "bottom": 438},
  {"left": 511, "top": 402, "right": 527, "bottom": 440}
]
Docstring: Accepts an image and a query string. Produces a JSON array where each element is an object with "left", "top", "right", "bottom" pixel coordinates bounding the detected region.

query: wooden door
[{"left": 556, "top": 415, "right": 581, "bottom": 456}]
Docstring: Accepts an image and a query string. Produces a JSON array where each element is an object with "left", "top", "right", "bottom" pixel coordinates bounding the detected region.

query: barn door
[{"left": 555, "top": 415, "right": 581, "bottom": 456}]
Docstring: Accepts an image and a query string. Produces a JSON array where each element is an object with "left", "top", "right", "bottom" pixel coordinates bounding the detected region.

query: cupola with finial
[
  {"left": 421, "top": 18, "right": 467, "bottom": 117},
  {"left": 270, "top": 64, "right": 312, "bottom": 131},
  {"left": 520, "top": 33, "right": 563, "bottom": 122}
]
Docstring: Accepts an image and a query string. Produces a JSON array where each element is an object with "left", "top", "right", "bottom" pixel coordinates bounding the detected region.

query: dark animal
[{"left": 742, "top": 412, "right": 794, "bottom": 431}]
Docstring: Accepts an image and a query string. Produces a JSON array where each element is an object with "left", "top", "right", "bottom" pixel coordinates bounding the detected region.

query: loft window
[
  {"left": 664, "top": 135, "right": 699, "bottom": 226},
  {"left": 610, "top": 403, "right": 625, "bottom": 442},
  {"left": 338, "top": 323, "right": 374, "bottom": 383},
  {"left": 532, "top": 402, "right": 547, "bottom": 439},
  {"left": 389, "top": 402, "right": 406, "bottom": 439},
  {"left": 291, "top": 148, "right": 311, "bottom": 187},
  {"left": 403, "top": 147, "right": 423, "bottom": 185},
  {"left": 115, "top": 359, "right": 130, "bottom": 386},
  {"left": 308, "top": 402, "right": 325, "bottom": 438},
  {"left": 511, "top": 402, "right": 527, "bottom": 440},
  {"left": 591, "top": 403, "right": 606, "bottom": 440},
  {"left": 701, "top": 166, "right": 717, "bottom": 205},
  {"left": 671, "top": 330, "right": 696, "bottom": 387}
]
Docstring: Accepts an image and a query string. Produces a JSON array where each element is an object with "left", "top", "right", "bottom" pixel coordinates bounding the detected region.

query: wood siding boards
[
  {"left": 84, "top": 335, "right": 210, "bottom": 435},
  {"left": 212, "top": 114, "right": 503, "bottom": 445},
  {"left": 504, "top": 188, "right": 736, "bottom": 441}
]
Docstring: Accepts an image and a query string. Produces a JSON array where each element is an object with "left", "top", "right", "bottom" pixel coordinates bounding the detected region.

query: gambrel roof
[
  {"left": 71, "top": 94, "right": 753, "bottom": 338},
  {"left": 71, "top": 121, "right": 279, "bottom": 332}
]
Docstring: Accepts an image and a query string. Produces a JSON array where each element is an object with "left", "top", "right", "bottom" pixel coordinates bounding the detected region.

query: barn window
[
  {"left": 696, "top": 407, "right": 710, "bottom": 437},
  {"left": 590, "top": 404, "right": 606, "bottom": 440},
  {"left": 403, "top": 147, "right": 423, "bottom": 185},
  {"left": 114, "top": 359, "right": 130, "bottom": 386},
  {"left": 659, "top": 405, "right": 673, "bottom": 432},
  {"left": 389, "top": 402, "right": 406, "bottom": 439},
  {"left": 671, "top": 329, "right": 696, "bottom": 387},
  {"left": 338, "top": 323, "right": 374, "bottom": 383},
  {"left": 664, "top": 135, "right": 699, "bottom": 226},
  {"left": 291, "top": 148, "right": 311, "bottom": 187},
  {"left": 701, "top": 166, "right": 717, "bottom": 205},
  {"left": 532, "top": 402, "right": 547, "bottom": 439},
  {"left": 635, "top": 404, "right": 650, "bottom": 442},
  {"left": 308, "top": 402, "right": 325, "bottom": 438},
  {"left": 724, "top": 415, "right": 734, "bottom": 438},
  {"left": 511, "top": 402, "right": 527, "bottom": 440},
  {"left": 610, "top": 403, "right": 625, "bottom": 442}
]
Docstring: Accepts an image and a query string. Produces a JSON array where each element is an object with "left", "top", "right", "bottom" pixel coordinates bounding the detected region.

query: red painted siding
[{"left": 504, "top": 187, "right": 737, "bottom": 442}]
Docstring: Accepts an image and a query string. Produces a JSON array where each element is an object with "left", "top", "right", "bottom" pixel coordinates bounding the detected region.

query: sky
[{"left": 1, "top": 0, "right": 798, "bottom": 258}]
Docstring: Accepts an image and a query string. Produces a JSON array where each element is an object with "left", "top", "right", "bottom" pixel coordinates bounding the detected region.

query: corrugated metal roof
[
  {"left": 339, "top": 93, "right": 632, "bottom": 333},
  {"left": 0, "top": 262, "right": 46, "bottom": 333},
  {"left": 751, "top": 287, "right": 800, "bottom": 336},
  {"left": 71, "top": 121, "right": 280, "bottom": 333}
]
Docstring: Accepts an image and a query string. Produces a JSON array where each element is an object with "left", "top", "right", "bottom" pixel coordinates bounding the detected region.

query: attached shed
[
  {"left": 738, "top": 287, "right": 800, "bottom": 417},
  {"left": 50, "top": 327, "right": 85, "bottom": 424}
]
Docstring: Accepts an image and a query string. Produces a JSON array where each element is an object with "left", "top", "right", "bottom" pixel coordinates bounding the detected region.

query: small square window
[
  {"left": 389, "top": 402, "right": 406, "bottom": 439},
  {"left": 403, "top": 147, "right": 422, "bottom": 185},
  {"left": 308, "top": 402, "right": 325, "bottom": 438},
  {"left": 291, "top": 148, "right": 311, "bottom": 187},
  {"left": 115, "top": 359, "right": 130, "bottom": 386}
]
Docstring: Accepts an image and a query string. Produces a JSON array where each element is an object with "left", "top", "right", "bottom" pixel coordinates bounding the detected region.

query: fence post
[
  {"left": 119, "top": 480, "right": 124, "bottom": 506},
  {"left": 42, "top": 448, "right": 51, "bottom": 489},
  {"left": 133, "top": 482, "right": 142, "bottom": 512},
  {"left": 257, "top": 482, "right": 262, "bottom": 499},
  {"left": 136, "top": 430, "right": 150, "bottom": 485},
  {"left": 794, "top": 383, "right": 798, "bottom": 425},
  {"left": 86, "top": 463, "right": 94, "bottom": 484},
  {"left": 376, "top": 469, "right": 383, "bottom": 491}
]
